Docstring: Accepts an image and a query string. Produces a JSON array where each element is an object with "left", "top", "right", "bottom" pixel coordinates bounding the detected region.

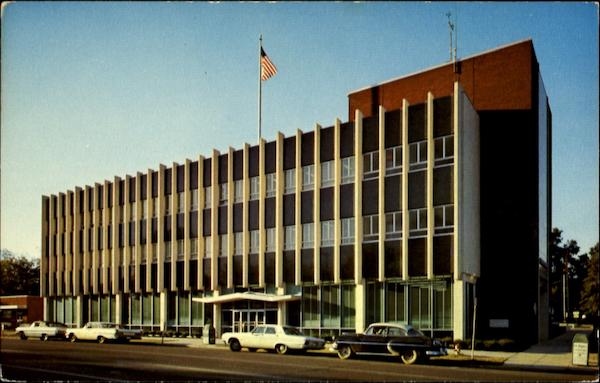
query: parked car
[
  {"left": 15, "top": 321, "right": 68, "bottom": 341},
  {"left": 66, "top": 322, "right": 143, "bottom": 343},
  {"left": 221, "top": 324, "right": 325, "bottom": 354},
  {"left": 332, "top": 322, "right": 447, "bottom": 364}
]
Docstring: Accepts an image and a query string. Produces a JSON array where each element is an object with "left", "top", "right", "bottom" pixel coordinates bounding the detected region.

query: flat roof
[{"left": 348, "top": 38, "right": 533, "bottom": 96}]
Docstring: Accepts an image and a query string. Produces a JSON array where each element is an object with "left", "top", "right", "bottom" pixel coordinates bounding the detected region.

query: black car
[{"left": 332, "top": 322, "right": 447, "bottom": 364}]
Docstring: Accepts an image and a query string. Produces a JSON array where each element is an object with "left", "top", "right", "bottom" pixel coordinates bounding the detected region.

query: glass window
[
  {"left": 130, "top": 203, "right": 137, "bottom": 220},
  {"left": 434, "top": 204, "right": 454, "bottom": 228},
  {"left": 341, "top": 284, "right": 355, "bottom": 328},
  {"left": 302, "top": 223, "right": 314, "bottom": 249},
  {"left": 219, "top": 235, "right": 227, "bottom": 256},
  {"left": 191, "top": 192, "right": 198, "bottom": 211},
  {"left": 409, "top": 141, "right": 427, "bottom": 169},
  {"left": 321, "top": 161, "right": 334, "bottom": 188},
  {"left": 363, "top": 215, "right": 378, "bottom": 242},
  {"left": 363, "top": 151, "right": 379, "bottom": 179},
  {"left": 204, "top": 186, "right": 211, "bottom": 208},
  {"left": 164, "top": 244, "right": 171, "bottom": 260},
  {"left": 177, "top": 239, "right": 184, "bottom": 259},
  {"left": 385, "top": 212, "right": 403, "bottom": 237},
  {"left": 284, "top": 225, "right": 295, "bottom": 250},
  {"left": 249, "top": 230, "right": 259, "bottom": 253},
  {"left": 435, "top": 135, "right": 454, "bottom": 160},
  {"left": 385, "top": 146, "right": 403, "bottom": 175},
  {"left": 204, "top": 238, "right": 211, "bottom": 258},
  {"left": 234, "top": 180, "right": 243, "bottom": 203},
  {"left": 176, "top": 192, "right": 183, "bottom": 213},
  {"left": 341, "top": 157, "right": 355, "bottom": 184},
  {"left": 190, "top": 239, "right": 197, "bottom": 258},
  {"left": 141, "top": 201, "right": 147, "bottom": 219},
  {"left": 219, "top": 183, "right": 228, "bottom": 206},
  {"left": 284, "top": 169, "right": 296, "bottom": 194},
  {"left": 386, "top": 283, "right": 405, "bottom": 323},
  {"left": 266, "top": 173, "right": 276, "bottom": 198},
  {"left": 165, "top": 195, "right": 171, "bottom": 215},
  {"left": 321, "top": 285, "right": 340, "bottom": 328},
  {"left": 409, "top": 208, "right": 427, "bottom": 232},
  {"left": 302, "top": 165, "right": 314, "bottom": 191},
  {"left": 301, "top": 286, "right": 319, "bottom": 328},
  {"left": 151, "top": 199, "right": 156, "bottom": 218},
  {"left": 234, "top": 232, "right": 243, "bottom": 255},
  {"left": 250, "top": 177, "right": 259, "bottom": 200},
  {"left": 341, "top": 217, "right": 355, "bottom": 244},
  {"left": 266, "top": 228, "right": 276, "bottom": 252},
  {"left": 321, "top": 220, "right": 334, "bottom": 247},
  {"left": 265, "top": 326, "right": 276, "bottom": 335}
]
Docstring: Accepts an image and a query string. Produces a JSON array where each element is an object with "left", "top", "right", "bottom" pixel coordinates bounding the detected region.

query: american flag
[{"left": 260, "top": 48, "right": 277, "bottom": 81}]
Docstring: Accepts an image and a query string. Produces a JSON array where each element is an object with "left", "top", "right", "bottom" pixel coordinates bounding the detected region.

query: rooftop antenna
[{"left": 446, "top": 12, "right": 455, "bottom": 63}]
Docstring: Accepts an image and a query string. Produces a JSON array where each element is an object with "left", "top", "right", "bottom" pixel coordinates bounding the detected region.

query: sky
[{"left": 1, "top": 2, "right": 598, "bottom": 259}]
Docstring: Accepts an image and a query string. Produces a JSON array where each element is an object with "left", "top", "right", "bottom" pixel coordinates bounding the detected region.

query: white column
[
  {"left": 242, "top": 145, "right": 250, "bottom": 288},
  {"left": 171, "top": 164, "right": 178, "bottom": 291},
  {"left": 294, "top": 130, "right": 302, "bottom": 285},
  {"left": 227, "top": 148, "right": 234, "bottom": 288},
  {"left": 378, "top": 106, "right": 386, "bottom": 282},
  {"left": 146, "top": 171, "right": 153, "bottom": 292},
  {"left": 401, "top": 99, "right": 410, "bottom": 280},
  {"left": 333, "top": 119, "right": 341, "bottom": 284},
  {"left": 210, "top": 151, "right": 219, "bottom": 291},
  {"left": 73, "top": 189, "right": 81, "bottom": 296},
  {"left": 160, "top": 290, "right": 167, "bottom": 332},
  {"left": 112, "top": 178, "right": 120, "bottom": 295},
  {"left": 355, "top": 278, "right": 366, "bottom": 333},
  {"left": 57, "top": 193, "right": 64, "bottom": 296},
  {"left": 66, "top": 190, "right": 73, "bottom": 296},
  {"left": 136, "top": 173, "right": 143, "bottom": 293},
  {"left": 103, "top": 180, "right": 110, "bottom": 295},
  {"left": 313, "top": 124, "right": 321, "bottom": 284},
  {"left": 157, "top": 166, "right": 165, "bottom": 293},
  {"left": 275, "top": 134, "right": 284, "bottom": 288},
  {"left": 82, "top": 190, "right": 89, "bottom": 295},
  {"left": 184, "top": 161, "right": 191, "bottom": 290},
  {"left": 114, "top": 293, "right": 121, "bottom": 326},
  {"left": 258, "top": 139, "right": 266, "bottom": 287},
  {"left": 354, "top": 110, "right": 363, "bottom": 284},
  {"left": 197, "top": 157, "right": 205, "bottom": 290},
  {"left": 427, "top": 92, "right": 435, "bottom": 279}
]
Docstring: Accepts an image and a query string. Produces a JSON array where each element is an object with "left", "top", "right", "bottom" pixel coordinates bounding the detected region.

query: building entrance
[
  {"left": 221, "top": 301, "right": 278, "bottom": 334},
  {"left": 232, "top": 309, "right": 266, "bottom": 333}
]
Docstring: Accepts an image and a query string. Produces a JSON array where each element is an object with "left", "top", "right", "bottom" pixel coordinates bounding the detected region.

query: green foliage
[
  {"left": 579, "top": 243, "right": 599, "bottom": 317},
  {"left": 0, "top": 249, "right": 39, "bottom": 296}
]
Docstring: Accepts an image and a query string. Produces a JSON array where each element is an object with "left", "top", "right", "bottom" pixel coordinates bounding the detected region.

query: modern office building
[{"left": 40, "top": 39, "right": 551, "bottom": 344}]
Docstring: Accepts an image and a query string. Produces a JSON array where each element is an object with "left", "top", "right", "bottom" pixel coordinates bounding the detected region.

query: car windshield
[
  {"left": 407, "top": 328, "right": 424, "bottom": 337},
  {"left": 282, "top": 327, "right": 303, "bottom": 336}
]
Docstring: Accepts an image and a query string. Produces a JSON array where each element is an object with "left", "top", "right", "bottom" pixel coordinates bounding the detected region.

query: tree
[
  {"left": 579, "top": 243, "right": 599, "bottom": 319},
  {"left": 549, "top": 228, "right": 582, "bottom": 321},
  {"left": 0, "top": 249, "right": 40, "bottom": 296}
]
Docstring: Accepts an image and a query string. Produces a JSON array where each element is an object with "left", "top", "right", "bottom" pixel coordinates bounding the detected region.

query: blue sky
[{"left": 1, "top": 2, "right": 598, "bottom": 258}]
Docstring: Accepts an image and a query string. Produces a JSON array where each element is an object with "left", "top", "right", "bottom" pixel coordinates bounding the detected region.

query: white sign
[
  {"left": 489, "top": 319, "right": 509, "bottom": 328},
  {"left": 572, "top": 342, "right": 588, "bottom": 366}
]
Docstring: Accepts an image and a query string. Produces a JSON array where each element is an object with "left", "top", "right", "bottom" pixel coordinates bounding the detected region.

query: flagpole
[{"left": 258, "top": 35, "right": 263, "bottom": 143}]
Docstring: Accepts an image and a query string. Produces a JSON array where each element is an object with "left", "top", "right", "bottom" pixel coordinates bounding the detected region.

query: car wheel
[
  {"left": 41, "top": 334, "right": 49, "bottom": 342},
  {"left": 275, "top": 344, "right": 288, "bottom": 355},
  {"left": 248, "top": 348, "right": 257, "bottom": 352},
  {"left": 18, "top": 332, "right": 27, "bottom": 340},
  {"left": 337, "top": 345, "right": 354, "bottom": 360},
  {"left": 69, "top": 334, "right": 77, "bottom": 343},
  {"left": 229, "top": 339, "right": 241, "bottom": 352},
  {"left": 400, "top": 349, "right": 419, "bottom": 365},
  {"left": 97, "top": 336, "right": 106, "bottom": 344}
]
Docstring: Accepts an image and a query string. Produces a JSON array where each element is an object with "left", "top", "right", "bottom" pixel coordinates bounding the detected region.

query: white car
[
  {"left": 15, "top": 321, "right": 67, "bottom": 341},
  {"left": 66, "top": 322, "right": 142, "bottom": 343},
  {"left": 221, "top": 324, "right": 325, "bottom": 355}
]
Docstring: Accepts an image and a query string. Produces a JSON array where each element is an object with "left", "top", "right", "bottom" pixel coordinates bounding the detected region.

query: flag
[{"left": 260, "top": 48, "right": 277, "bottom": 81}]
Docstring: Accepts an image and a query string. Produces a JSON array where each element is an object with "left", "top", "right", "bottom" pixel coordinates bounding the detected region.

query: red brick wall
[{"left": 349, "top": 40, "right": 534, "bottom": 119}]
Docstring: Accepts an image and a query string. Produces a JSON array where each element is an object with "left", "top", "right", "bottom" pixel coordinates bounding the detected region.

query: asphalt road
[{"left": 0, "top": 338, "right": 595, "bottom": 382}]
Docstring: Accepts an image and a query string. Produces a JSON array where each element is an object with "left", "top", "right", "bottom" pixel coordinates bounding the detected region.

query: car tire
[
  {"left": 97, "top": 336, "right": 106, "bottom": 344},
  {"left": 337, "top": 345, "right": 354, "bottom": 360},
  {"left": 41, "top": 334, "right": 49, "bottom": 342},
  {"left": 275, "top": 344, "right": 288, "bottom": 355},
  {"left": 400, "top": 349, "right": 419, "bottom": 365},
  {"left": 18, "top": 332, "right": 27, "bottom": 340},
  {"left": 69, "top": 334, "right": 77, "bottom": 343},
  {"left": 229, "top": 339, "right": 241, "bottom": 352}
]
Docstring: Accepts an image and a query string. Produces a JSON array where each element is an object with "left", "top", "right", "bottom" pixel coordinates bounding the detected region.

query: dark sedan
[{"left": 332, "top": 322, "right": 447, "bottom": 364}]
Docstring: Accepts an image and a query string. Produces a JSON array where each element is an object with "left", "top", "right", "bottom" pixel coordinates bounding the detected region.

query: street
[{"left": 0, "top": 338, "right": 595, "bottom": 382}]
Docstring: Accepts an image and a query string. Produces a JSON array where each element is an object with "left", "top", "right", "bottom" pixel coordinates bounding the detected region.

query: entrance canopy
[{"left": 192, "top": 291, "right": 301, "bottom": 304}]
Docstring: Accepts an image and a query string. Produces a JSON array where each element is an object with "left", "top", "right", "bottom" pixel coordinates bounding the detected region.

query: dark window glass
[
  {"left": 163, "top": 216, "right": 171, "bottom": 242},
  {"left": 301, "top": 249, "right": 313, "bottom": 282},
  {"left": 384, "top": 241, "right": 402, "bottom": 278},
  {"left": 301, "top": 191, "right": 313, "bottom": 223},
  {"left": 265, "top": 141, "right": 276, "bottom": 174},
  {"left": 164, "top": 168, "right": 172, "bottom": 195},
  {"left": 190, "top": 161, "right": 199, "bottom": 190},
  {"left": 362, "top": 115, "right": 378, "bottom": 153},
  {"left": 190, "top": 211, "right": 198, "bottom": 238},
  {"left": 203, "top": 158, "right": 212, "bottom": 187},
  {"left": 385, "top": 109, "right": 401, "bottom": 148},
  {"left": 129, "top": 178, "right": 136, "bottom": 202},
  {"left": 433, "top": 235, "right": 453, "bottom": 275},
  {"left": 408, "top": 238, "right": 426, "bottom": 276},
  {"left": 433, "top": 96, "right": 452, "bottom": 137},
  {"left": 177, "top": 164, "right": 185, "bottom": 192},
  {"left": 320, "top": 248, "right": 333, "bottom": 281},
  {"left": 249, "top": 146, "right": 259, "bottom": 177},
  {"left": 408, "top": 171, "right": 426, "bottom": 209},
  {"left": 362, "top": 180, "right": 378, "bottom": 215},
  {"left": 140, "top": 220, "right": 146, "bottom": 245},
  {"left": 340, "top": 184, "right": 354, "bottom": 218},
  {"left": 177, "top": 213, "right": 184, "bottom": 240},
  {"left": 218, "top": 155, "right": 228, "bottom": 184},
  {"left": 408, "top": 103, "right": 426, "bottom": 143},
  {"left": 384, "top": 175, "right": 401, "bottom": 212},
  {"left": 340, "top": 122, "right": 355, "bottom": 158},
  {"left": 141, "top": 175, "right": 147, "bottom": 200},
  {"left": 265, "top": 252, "right": 275, "bottom": 284},
  {"left": 284, "top": 136, "right": 296, "bottom": 170},
  {"left": 433, "top": 166, "right": 453, "bottom": 206},
  {"left": 362, "top": 243, "right": 378, "bottom": 279},
  {"left": 320, "top": 126, "right": 334, "bottom": 161},
  {"left": 301, "top": 131, "right": 314, "bottom": 165}
]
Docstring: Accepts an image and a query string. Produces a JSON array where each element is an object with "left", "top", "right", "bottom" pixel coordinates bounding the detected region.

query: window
[
  {"left": 177, "top": 239, "right": 184, "bottom": 260},
  {"left": 219, "top": 183, "right": 228, "bottom": 206},
  {"left": 151, "top": 199, "right": 156, "bottom": 218},
  {"left": 266, "top": 228, "right": 276, "bottom": 252},
  {"left": 386, "top": 146, "right": 403, "bottom": 175},
  {"left": 204, "top": 238, "right": 211, "bottom": 258},
  {"left": 130, "top": 203, "right": 137, "bottom": 220},
  {"left": 178, "top": 192, "right": 184, "bottom": 213},
  {"left": 219, "top": 235, "right": 227, "bottom": 256},
  {"left": 191, "top": 192, "right": 198, "bottom": 211},
  {"left": 250, "top": 177, "right": 259, "bottom": 200},
  {"left": 321, "top": 220, "right": 334, "bottom": 247},
  {"left": 386, "top": 212, "right": 403, "bottom": 238},
  {"left": 302, "top": 223, "right": 314, "bottom": 249},
  {"left": 434, "top": 204, "right": 454, "bottom": 228},
  {"left": 409, "top": 141, "right": 427, "bottom": 169},
  {"left": 164, "top": 244, "right": 171, "bottom": 261},
  {"left": 249, "top": 230, "right": 259, "bottom": 253},
  {"left": 284, "top": 169, "right": 296, "bottom": 194},
  {"left": 266, "top": 173, "right": 276, "bottom": 198},
  {"left": 302, "top": 165, "right": 314, "bottom": 191},
  {"left": 341, "top": 157, "right": 355, "bottom": 184},
  {"left": 204, "top": 186, "right": 211, "bottom": 208},
  {"left": 363, "top": 151, "right": 379, "bottom": 179},
  {"left": 341, "top": 217, "right": 355, "bottom": 244},
  {"left": 363, "top": 215, "right": 378, "bottom": 242},
  {"left": 284, "top": 226, "right": 295, "bottom": 250},
  {"left": 190, "top": 239, "right": 197, "bottom": 259},
  {"left": 165, "top": 195, "right": 171, "bottom": 215},
  {"left": 409, "top": 208, "right": 427, "bottom": 233},
  {"left": 234, "top": 232, "right": 243, "bottom": 255},
  {"left": 234, "top": 180, "right": 243, "bottom": 203},
  {"left": 142, "top": 201, "right": 147, "bottom": 219},
  {"left": 321, "top": 161, "right": 334, "bottom": 188},
  {"left": 435, "top": 135, "right": 454, "bottom": 160}
]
